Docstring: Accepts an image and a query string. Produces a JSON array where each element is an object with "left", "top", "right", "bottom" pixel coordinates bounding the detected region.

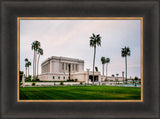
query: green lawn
[{"left": 20, "top": 86, "right": 141, "bottom": 100}]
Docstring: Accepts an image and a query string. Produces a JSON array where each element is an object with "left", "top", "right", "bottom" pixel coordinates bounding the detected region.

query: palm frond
[
  {"left": 105, "top": 58, "right": 110, "bottom": 63},
  {"left": 101, "top": 57, "right": 105, "bottom": 64},
  {"left": 32, "top": 41, "right": 41, "bottom": 51},
  {"left": 92, "top": 33, "right": 95, "bottom": 37},
  {"left": 25, "top": 63, "right": 28, "bottom": 67},
  {"left": 121, "top": 46, "right": 131, "bottom": 57},
  {"left": 90, "top": 40, "right": 94, "bottom": 47},
  {"left": 89, "top": 33, "right": 102, "bottom": 47},
  {"left": 96, "top": 38, "right": 101, "bottom": 46},
  {"left": 95, "top": 66, "right": 98, "bottom": 72},
  {"left": 28, "top": 61, "right": 31, "bottom": 66},
  {"left": 25, "top": 58, "right": 28, "bottom": 62}
]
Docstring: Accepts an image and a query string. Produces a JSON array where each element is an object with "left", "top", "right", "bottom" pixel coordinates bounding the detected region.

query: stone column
[
  {"left": 74, "top": 64, "right": 76, "bottom": 72},
  {"left": 77, "top": 64, "right": 79, "bottom": 72},
  {"left": 71, "top": 64, "right": 73, "bottom": 72},
  {"left": 72, "top": 64, "right": 74, "bottom": 72},
  {"left": 66, "top": 63, "right": 68, "bottom": 72},
  {"left": 64, "top": 63, "right": 66, "bottom": 73},
  {"left": 50, "top": 60, "right": 52, "bottom": 73}
]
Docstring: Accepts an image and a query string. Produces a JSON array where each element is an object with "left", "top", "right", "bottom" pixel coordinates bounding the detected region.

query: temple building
[
  {"left": 41, "top": 56, "right": 84, "bottom": 74},
  {"left": 39, "top": 56, "right": 101, "bottom": 82},
  {"left": 38, "top": 56, "right": 124, "bottom": 82}
]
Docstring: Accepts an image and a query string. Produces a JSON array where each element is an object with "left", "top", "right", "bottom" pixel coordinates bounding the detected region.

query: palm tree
[
  {"left": 101, "top": 57, "right": 105, "bottom": 80},
  {"left": 37, "top": 48, "right": 43, "bottom": 78},
  {"left": 90, "top": 33, "right": 101, "bottom": 85},
  {"left": 105, "top": 58, "right": 110, "bottom": 80},
  {"left": 27, "top": 61, "right": 31, "bottom": 77},
  {"left": 25, "top": 58, "right": 28, "bottom": 77},
  {"left": 121, "top": 46, "right": 131, "bottom": 83},
  {"left": 116, "top": 73, "right": 119, "bottom": 77},
  {"left": 31, "top": 41, "right": 40, "bottom": 78}
]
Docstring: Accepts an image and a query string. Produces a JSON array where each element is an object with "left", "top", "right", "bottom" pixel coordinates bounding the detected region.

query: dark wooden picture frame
[
  {"left": 1, "top": 0, "right": 159, "bottom": 118},
  {"left": 17, "top": 17, "right": 143, "bottom": 102}
]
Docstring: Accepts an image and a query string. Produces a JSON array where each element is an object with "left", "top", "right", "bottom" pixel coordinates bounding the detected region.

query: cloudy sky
[{"left": 20, "top": 19, "right": 141, "bottom": 78}]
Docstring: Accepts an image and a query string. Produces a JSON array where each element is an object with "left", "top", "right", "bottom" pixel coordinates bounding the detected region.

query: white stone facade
[
  {"left": 39, "top": 56, "right": 90, "bottom": 82},
  {"left": 39, "top": 56, "right": 123, "bottom": 82},
  {"left": 41, "top": 56, "right": 84, "bottom": 74}
]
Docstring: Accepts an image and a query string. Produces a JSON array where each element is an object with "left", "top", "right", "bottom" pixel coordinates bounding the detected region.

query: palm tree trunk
[
  {"left": 106, "top": 63, "right": 108, "bottom": 80},
  {"left": 35, "top": 51, "right": 37, "bottom": 77},
  {"left": 28, "top": 66, "right": 29, "bottom": 77},
  {"left": 25, "top": 67, "right": 27, "bottom": 78},
  {"left": 37, "top": 54, "right": 40, "bottom": 78},
  {"left": 33, "top": 50, "right": 35, "bottom": 79},
  {"left": 28, "top": 66, "right": 29, "bottom": 76},
  {"left": 102, "top": 64, "right": 104, "bottom": 81},
  {"left": 102, "top": 64, "right": 104, "bottom": 76},
  {"left": 125, "top": 56, "right": 127, "bottom": 83},
  {"left": 92, "top": 46, "right": 96, "bottom": 85}
]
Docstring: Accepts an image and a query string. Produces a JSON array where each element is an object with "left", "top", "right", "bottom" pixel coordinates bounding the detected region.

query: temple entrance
[{"left": 89, "top": 75, "right": 99, "bottom": 82}]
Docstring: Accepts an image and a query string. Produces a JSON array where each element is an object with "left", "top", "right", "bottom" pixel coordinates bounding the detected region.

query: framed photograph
[
  {"left": 18, "top": 17, "right": 143, "bottom": 102},
  {"left": 1, "top": 0, "right": 159, "bottom": 119}
]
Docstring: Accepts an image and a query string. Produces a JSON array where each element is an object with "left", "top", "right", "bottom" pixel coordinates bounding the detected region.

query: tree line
[
  {"left": 24, "top": 41, "right": 43, "bottom": 79},
  {"left": 89, "top": 33, "right": 131, "bottom": 84}
]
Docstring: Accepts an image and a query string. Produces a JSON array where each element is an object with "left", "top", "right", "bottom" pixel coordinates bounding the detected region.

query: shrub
[
  {"left": 28, "top": 75, "right": 31, "bottom": 79},
  {"left": 67, "top": 79, "right": 74, "bottom": 82},
  {"left": 32, "top": 78, "right": 40, "bottom": 82},
  {"left": 80, "top": 82, "right": 83, "bottom": 85},
  {"left": 25, "top": 75, "right": 32, "bottom": 82},
  {"left": 60, "top": 82, "right": 64, "bottom": 85},
  {"left": 32, "top": 82, "right": 36, "bottom": 86},
  {"left": 25, "top": 78, "right": 31, "bottom": 82},
  {"left": 75, "top": 79, "right": 78, "bottom": 82},
  {"left": 134, "top": 77, "right": 139, "bottom": 81},
  {"left": 19, "top": 71, "right": 24, "bottom": 86},
  {"left": 102, "top": 83, "right": 106, "bottom": 85}
]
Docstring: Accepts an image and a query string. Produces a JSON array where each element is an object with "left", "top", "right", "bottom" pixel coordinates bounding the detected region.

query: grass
[
  {"left": 25, "top": 81, "right": 67, "bottom": 82},
  {"left": 20, "top": 86, "right": 141, "bottom": 100},
  {"left": 25, "top": 81, "right": 76, "bottom": 82}
]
